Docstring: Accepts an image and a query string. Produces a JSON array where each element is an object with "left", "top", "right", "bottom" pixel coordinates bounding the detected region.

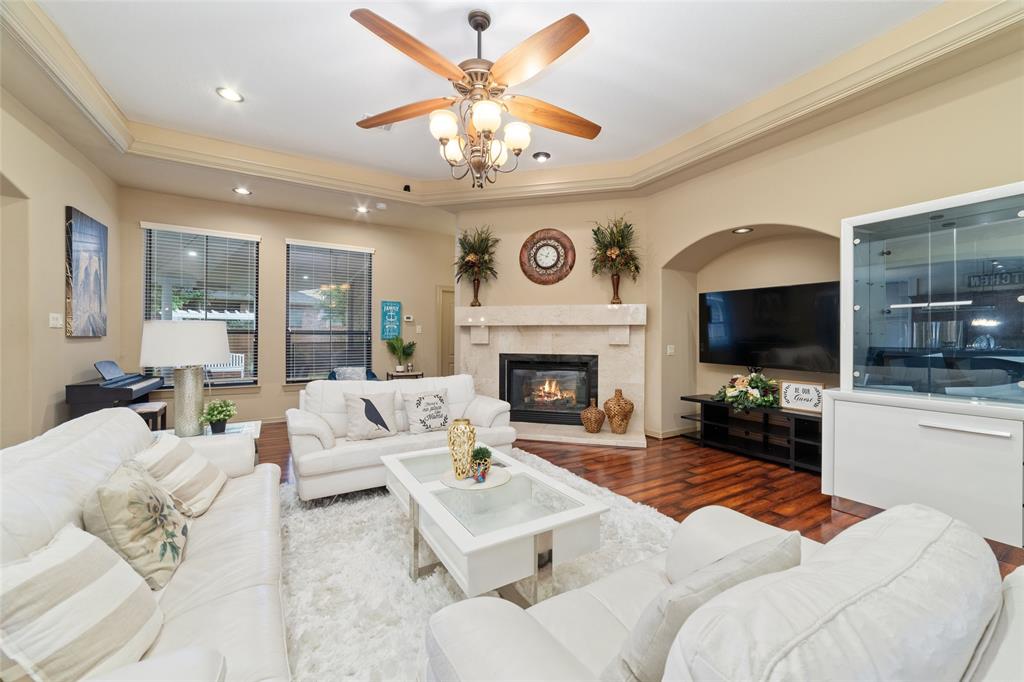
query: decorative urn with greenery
[
  {"left": 591, "top": 216, "right": 641, "bottom": 304},
  {"left": 201, "top": 399, "right": 237, "bottom": 434},
  {"left": 714, "top": 373, "right": 780, "bottom": 413},
  {"left": 455, "top": 226, "right": 500, "bottom": 307},
  {"left": 386, "top": 336, "right": 416, "bottom": 372},
  {"left": 470, "top": 445, "right": 492, "bottom": 482}
]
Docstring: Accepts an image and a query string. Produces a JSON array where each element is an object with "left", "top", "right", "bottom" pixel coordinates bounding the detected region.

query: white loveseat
[
  {"left": 0, "top": 408, "right": 290, "bottom": 682},
  {"left": 286, "top": 374, "right": 515, "bottom": 501},
  {"left": 426, "top": 505, "right": 1023, "bottom": 681}
]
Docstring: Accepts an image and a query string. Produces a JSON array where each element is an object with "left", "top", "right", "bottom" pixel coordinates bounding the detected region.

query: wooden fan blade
[
  {"left": 505, "top": 96, "right": 601, "bottom": 139},
  {"left": 357, "top": 98, "right": 453, "bottom": 129},
  {"left": 351, "top": 9, "right": 464, "bottom": 81},
  {"left": 490, "top": 14, "right": 588, "bottom": 87}
]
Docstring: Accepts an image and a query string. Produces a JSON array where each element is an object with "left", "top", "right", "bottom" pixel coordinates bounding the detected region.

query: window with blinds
[
  {"left": 286, "top": 241, "right": 373, "bottom": 382},
  {"left": 143, "top": 227, "right": 259, "bottom": 386}
]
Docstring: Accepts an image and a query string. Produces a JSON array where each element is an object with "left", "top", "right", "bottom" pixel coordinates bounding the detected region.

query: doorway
[{"left": 436, "top": 285, "right": 455, "bottom": 376}]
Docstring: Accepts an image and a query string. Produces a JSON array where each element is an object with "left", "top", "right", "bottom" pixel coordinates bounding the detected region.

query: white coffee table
[
  {"left": 157, "top": 420, "right": 262, "bottom": 439},
  {"left": 382, "top": 446, "right": 607, "bottom": 605}
]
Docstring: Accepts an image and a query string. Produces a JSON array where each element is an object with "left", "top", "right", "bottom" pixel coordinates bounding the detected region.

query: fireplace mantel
[{"left": 457, "top": 304, "right": 646, "bottom": 346}]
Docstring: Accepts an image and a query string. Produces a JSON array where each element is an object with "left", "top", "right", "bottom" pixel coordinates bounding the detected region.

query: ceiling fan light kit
[{"left": 351, "top": 8, "right": 601, "bottom": 189}]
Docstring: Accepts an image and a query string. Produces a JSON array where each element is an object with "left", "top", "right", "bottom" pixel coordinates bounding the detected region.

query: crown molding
[
  {"left": 0, "top": 0, "right": 132, "bottom": 151},
  {"left": 6, "top": 0, "right": 1022, "bottom": 208}
]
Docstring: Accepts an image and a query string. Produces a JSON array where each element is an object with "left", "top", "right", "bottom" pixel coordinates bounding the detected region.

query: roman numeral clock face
[{"left": 519, "top": 229, "right": 576, "bottom": 285}]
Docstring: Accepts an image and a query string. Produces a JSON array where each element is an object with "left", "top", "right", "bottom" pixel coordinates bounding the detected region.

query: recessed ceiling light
[
  {"left": 732, "top": 227, "right": 754, "bottom": 234},
  {"left": 216, "top": 87, "right": 244, "bottom": 102},
  {"left": 187, "top": 250, "right": 198, "bottom": 257},
  {"left": 356, "top": 206, "right": 369, "bottom": 214},
  {"left": 232, "top": 187, "right": 252, "bottom": 196},
  {"left": 532, "top": 151, "right": 551, "bottom": 163}
]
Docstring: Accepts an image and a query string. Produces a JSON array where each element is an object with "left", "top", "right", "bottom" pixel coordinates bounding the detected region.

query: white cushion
[
  {"left": 134, "top": 434, "right": 227, "bottom": 515},
  {"left": 0, "top": 525, "right": 163, "bottom": 681},
  {"left": 333, "top": 366, "right": 366, "bottom": 381},
  {"left": 404, "top": 389, "right": 450, "bottom": 433},
  {"left": 0, "top": 408, "right": 154, "bottom": 562},
  {"left": 345, "top": 392, "right": 399, "bottom": 440},
  {"left": 668, "top": 504, "right": 1002, "bottom": 681},
  {"left": 971, "top": 567, "right": 1024, "bottom": 681},
  {"left": 610, "top": 532, "right": 800, "bottom": 682}
]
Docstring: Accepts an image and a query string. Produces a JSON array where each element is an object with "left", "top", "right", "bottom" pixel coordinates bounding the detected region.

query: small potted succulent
[
  {"left": 469, "top": 445, "right": 492, "bottom": 482},
  {"left": 201, "top": 399, "right": 238, "bottom": 434}
]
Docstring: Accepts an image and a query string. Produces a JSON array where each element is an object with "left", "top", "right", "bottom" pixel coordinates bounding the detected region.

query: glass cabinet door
[{"left": 852, "top": 193, "right": 1024, "bottom": 405}]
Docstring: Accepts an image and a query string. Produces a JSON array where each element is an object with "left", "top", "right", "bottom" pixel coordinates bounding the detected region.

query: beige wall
[
  {"left": 118, "top": 188, "right": 455, "bottom": 424},
  {"left": 452, "top": 48, "right": 1024, "bottom": 439},
  {"left": 0, "top": 91, "right": 121, "bottom": 443}
]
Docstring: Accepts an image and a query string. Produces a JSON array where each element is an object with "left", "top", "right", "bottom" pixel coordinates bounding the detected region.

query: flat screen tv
[{"left": 699, "top": 281, "right": 840, "bottom": 372}]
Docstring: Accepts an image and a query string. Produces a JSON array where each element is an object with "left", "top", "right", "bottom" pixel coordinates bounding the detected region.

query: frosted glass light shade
[
  {"left": 489, "top": 139, "right": 509, "bottom": 167},
  {"left": 440, "top": 136, "right": 465, "bottom": 164},
  {"left": 428, "top": 109, "right": 458, "bottom": 141},
  {"left": 503, "top": 121, "right": 531, "bottom": 151},
  {"left": 470, "top": 100, "right": 502, "bottom": 134},
  {"left": 139, "top": 320, "right": 230, "bottom": 367}
]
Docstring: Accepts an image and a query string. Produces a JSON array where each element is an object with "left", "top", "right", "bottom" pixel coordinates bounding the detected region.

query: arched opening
[{"left": 653, "top": 224, "right": 840, "bottom": 437}]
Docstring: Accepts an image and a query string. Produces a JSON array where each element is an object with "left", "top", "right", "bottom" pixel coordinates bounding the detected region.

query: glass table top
[{"left": 390, "top": 449, "right": 583, "bottom": 537}]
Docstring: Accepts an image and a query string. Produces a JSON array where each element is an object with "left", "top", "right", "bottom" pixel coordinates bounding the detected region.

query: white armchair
[{"left": 286, "top": 374, "right": 515, "bottom": 500}]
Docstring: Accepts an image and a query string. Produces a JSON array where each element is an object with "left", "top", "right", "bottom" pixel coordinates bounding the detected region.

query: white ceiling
[{"left": 39, "top": 0, "right": 938, "bottom": 180}]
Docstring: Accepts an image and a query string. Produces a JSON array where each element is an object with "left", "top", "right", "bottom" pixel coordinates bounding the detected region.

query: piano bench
[{"left": 130, "top": 401, "right": 167, "bottom": 431}]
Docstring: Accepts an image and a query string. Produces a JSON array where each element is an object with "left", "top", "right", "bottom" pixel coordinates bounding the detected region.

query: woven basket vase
[
  {"left": 581, "top": 399, "right": 606, "bottom": 433},
  {"left": 603, "top": 389, "right": 635, "bottom": 435}
]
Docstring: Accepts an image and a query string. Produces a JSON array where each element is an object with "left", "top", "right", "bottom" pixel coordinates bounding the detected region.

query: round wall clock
[{"left": 519, "top": 229, "right": 575, "bottom": 285}]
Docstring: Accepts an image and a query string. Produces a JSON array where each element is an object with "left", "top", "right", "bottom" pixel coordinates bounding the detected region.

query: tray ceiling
[{"left": 38, "top": 0, "right": 937, "bottom": 180}]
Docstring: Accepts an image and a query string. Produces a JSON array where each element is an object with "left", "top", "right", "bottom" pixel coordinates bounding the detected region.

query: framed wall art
[{"left": 64, "top": 206, "right": 108, "bottom": 337}]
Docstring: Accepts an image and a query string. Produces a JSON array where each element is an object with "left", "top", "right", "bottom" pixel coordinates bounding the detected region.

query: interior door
[{"left": 438, "top": 286, "right": 455, "bottom": 376}]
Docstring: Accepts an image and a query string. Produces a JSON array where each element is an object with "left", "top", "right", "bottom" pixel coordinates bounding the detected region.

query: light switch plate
[
  {"left": 666, "top": 344, "right": 675, "bottom": 356},
  {"left": 416, "top": 325, "right": 423, "bottom": 334},
  {"left": 48, "top": 313, "right": 63, "bottom": 329}
]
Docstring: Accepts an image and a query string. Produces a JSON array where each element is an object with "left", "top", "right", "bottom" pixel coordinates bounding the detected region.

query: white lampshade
[
  {"left": 489, "top": 139, "right": 508, "bottom": 167},
  {"left": 428, "top": 109, "right": 458, "bottom": 141},
  {"left": 470, "top": 99, "right": 502, "bottom": 134},
  {"left": 139, "top": 320, "right": 230, "bottom": 367},
  {"left": 440, "top": 136, "right": 465, "bottom": 164},
  {"left": 503, "top": 121, "right": 531, "bottom": 151}
]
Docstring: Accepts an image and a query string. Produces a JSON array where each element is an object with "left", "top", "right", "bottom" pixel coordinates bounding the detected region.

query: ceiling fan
[{"left": 351, "top": 8, "right": 601, "bottom": 188}]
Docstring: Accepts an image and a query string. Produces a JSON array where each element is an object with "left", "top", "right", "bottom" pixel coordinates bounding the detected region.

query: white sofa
[
  {"left": 286, "top": 374, "right": 515, "bottom": 501},
  {"left": 0, "top": 408, "right": 290, "bottom": 682},
  {"left": 425, "top": 505, "right": 1023, "bottom": 681}
]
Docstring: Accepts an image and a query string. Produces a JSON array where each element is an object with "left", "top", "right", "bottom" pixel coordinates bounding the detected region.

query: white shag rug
[{"left": 280, "top": 448, "right": 677, "bottom": 681}]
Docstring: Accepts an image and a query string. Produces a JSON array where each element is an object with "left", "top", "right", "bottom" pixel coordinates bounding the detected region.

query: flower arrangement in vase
[
  {"left": 469, "top": 446, "right": 492, "bottom": 483},
  {"left": 714, "top": 373, "right": 779, "bottom": 413},
  {"left": 201, "top": 399, "right": 237, "bottom": 434},
  {"left": 455, "top": 226, "right": 500, "bottom": 307},
  {"left": 590, "top": 216, "right": 641, "bottom": 304}
]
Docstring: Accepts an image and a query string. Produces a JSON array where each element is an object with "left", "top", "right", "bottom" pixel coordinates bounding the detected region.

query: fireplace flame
[{"left": 532, "top": 378, "right": 576, "bottom": 404}]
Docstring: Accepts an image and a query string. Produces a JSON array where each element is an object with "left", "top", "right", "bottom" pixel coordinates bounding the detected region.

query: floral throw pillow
[
  {"left": 404, "top": 390, "right": 450, "bottom": 433},
  {"left": 83, "top": 461, "right": 189, "bottom": 589}
]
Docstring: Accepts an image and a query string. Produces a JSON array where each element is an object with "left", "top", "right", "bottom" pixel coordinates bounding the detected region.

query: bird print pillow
[
  {"left": 404, "top": 389, "right": 450, "bottom": 434},
  {"left": 344, "top": 392, "right": 399, "bottom": 440}
]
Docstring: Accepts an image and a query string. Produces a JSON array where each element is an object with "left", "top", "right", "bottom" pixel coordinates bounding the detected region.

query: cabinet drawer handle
[{"left": 918, "top": 422, "right": 1013, "bottom": 439}]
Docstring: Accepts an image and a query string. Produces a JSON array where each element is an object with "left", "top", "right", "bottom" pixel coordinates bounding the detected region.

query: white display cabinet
[{"left": 824, "top": 182, "right": 1024, "bottom": 547}]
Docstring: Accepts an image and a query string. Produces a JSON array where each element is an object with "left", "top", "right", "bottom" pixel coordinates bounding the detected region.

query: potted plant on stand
[
  {"left": 455, "top": 226, "right": 500, "bottom": 307},
  {"left": 386, "top": 336, "right": 417, "bottom": 372},
  {"left": 469, "top": 445, "right": 492, "bottom": 483},
  {"left": 591, "top": 216, "right": 641, "bottom": 304},
  {"left": 201, "top": 399, "right": 237, "bottom": 434}
]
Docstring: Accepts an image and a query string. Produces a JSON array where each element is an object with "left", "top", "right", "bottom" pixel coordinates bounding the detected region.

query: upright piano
[{"left": 65, "top": 361, "right": 164, "bottom": 419}]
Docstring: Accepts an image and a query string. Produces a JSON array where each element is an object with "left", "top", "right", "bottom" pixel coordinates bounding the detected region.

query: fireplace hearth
[{"left": 499, "top": 354, "right": 598, "bottom": 425}]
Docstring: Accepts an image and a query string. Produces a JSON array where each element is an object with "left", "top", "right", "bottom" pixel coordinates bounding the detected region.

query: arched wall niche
[{"left": 654, "top": 224, "right": 840, "bottom": 436}]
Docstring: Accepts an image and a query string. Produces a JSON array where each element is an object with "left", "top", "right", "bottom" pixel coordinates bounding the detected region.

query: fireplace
[{"left": 499, "top": 354, "right": 598, "bottom": 425}]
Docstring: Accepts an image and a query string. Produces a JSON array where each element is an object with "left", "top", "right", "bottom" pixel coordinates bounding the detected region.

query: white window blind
[
  {"left": 286, "top": 241, "right": 373, "bottom": 382},
  {"left": 143, "top": 227, "right": 259, "bottom": 386}
]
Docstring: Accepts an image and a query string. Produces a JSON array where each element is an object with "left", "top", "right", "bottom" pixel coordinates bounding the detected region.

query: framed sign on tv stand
[{"left": 680, "top": 394, "right": 822, "bottom": 473}]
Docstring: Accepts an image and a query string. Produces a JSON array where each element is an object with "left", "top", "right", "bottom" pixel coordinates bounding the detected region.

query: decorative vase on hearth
[
  {"left": 447, "top": 418, "right": 476, "bottom": 479},
  {"left": 580, "top": 399, "right": 605, "bottom": 433},
  {"left": 603, "top": 389, "right": 634, "bottom": 435}
]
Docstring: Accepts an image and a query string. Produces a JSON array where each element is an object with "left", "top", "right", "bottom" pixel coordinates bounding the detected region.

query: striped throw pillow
[
  {"left": 135, "top": 434, "right": 226, "bottom": 516},
  {"left": 0, "top": 525, "right": 162, "bottom": 681}
]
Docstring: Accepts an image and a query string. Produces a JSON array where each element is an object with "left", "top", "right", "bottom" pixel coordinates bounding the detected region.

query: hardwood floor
[{"left": 256, "top": 422, "right": 1023, "bottom": 577}]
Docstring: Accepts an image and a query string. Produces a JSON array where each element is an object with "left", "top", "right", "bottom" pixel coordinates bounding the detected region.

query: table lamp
[{"left": 139, "top": 320, "right": 230, "bottom": 436}]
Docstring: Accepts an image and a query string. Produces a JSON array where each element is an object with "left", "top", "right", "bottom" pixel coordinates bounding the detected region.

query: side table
[{"left": 387, "top": 371, "right": 425, "bottom": 380}]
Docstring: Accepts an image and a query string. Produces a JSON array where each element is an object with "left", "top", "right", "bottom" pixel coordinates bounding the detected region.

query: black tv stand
[{"left": 680, "top": 394, "right": 822, "bottom": 473}]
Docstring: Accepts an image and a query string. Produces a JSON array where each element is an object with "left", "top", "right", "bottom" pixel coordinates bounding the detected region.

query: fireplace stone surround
[{"left": 457, "top": 304, "right": 646, "bottom": 448}]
